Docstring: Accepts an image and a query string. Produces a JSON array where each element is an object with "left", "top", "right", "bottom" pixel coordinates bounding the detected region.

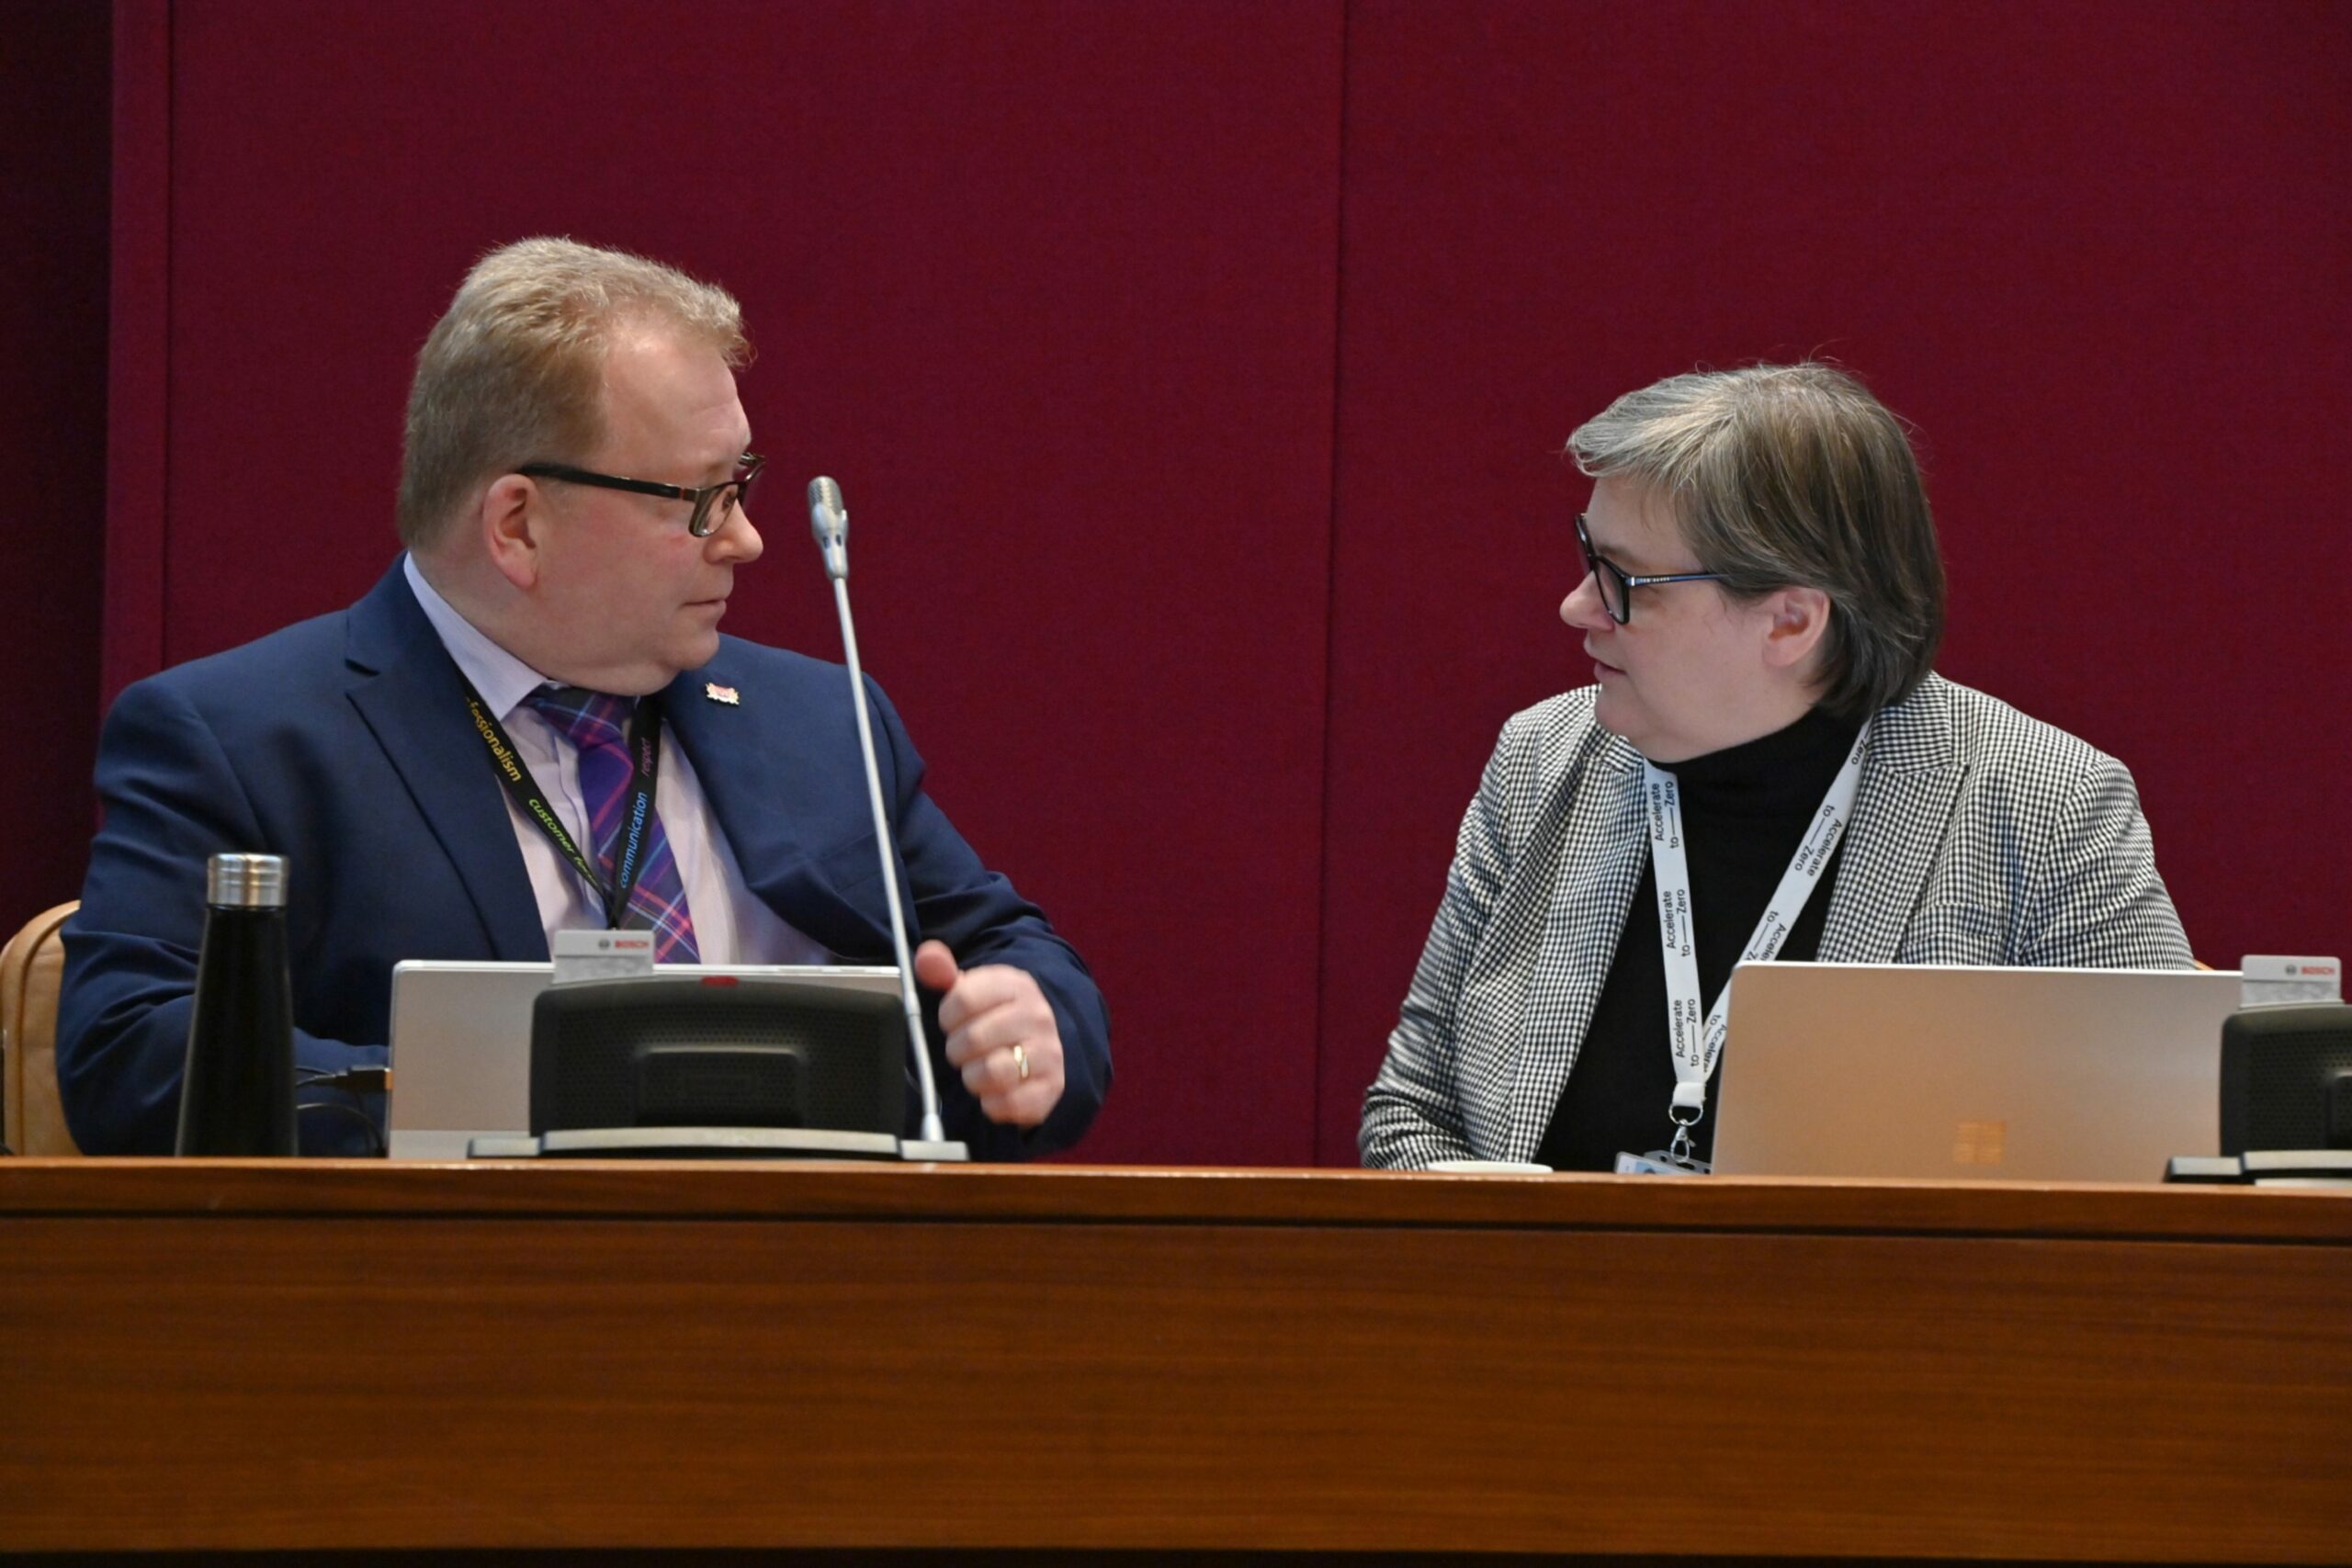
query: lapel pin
[{"left": 705, "top": 682, "right": 741, "bottom": 706}]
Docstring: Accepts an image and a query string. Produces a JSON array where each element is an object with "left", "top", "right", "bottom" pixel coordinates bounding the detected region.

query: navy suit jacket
[{"left": 58, "top": 562, "right": 1110, "bottom": 1157}]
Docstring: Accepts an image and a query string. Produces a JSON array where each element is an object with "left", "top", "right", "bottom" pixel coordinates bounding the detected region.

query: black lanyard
[{"left": 461, "top": 684, "right": 666, "bottom": 930}]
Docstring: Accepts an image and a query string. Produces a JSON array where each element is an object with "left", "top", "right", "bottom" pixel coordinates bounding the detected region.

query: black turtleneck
[{"left": 1534, "top": 703, "right": 1866, "bottom": 1171}]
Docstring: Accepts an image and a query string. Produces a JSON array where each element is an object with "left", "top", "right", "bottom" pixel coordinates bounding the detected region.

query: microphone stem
[{"left": 832, "top": 575, "right": 946, "bottom": 1143}]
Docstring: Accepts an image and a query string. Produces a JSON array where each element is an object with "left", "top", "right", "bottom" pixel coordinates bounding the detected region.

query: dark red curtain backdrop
[
  {"left": 23, "top": 0, "right": 2350, "bottom": 1163},
  {"left": 0, "top": 3, "right": 109, "bottom": 912}
]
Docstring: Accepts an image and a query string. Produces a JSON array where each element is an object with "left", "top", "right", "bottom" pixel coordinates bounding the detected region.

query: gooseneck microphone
[{"left": 806, "top": 476, "right": 950, "bottom": 1147}]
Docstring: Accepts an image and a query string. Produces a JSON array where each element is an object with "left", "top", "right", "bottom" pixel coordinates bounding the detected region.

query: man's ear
[
  {"left": 479, "top": 473, "right": 545, "bottom": 592},
  {"left": 1760, "top": 584, "right": 1834, "bottom": 674}
]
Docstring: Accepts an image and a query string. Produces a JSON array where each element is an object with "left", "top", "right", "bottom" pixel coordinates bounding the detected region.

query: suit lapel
[
  {"left": 1501, "top": 731, "right": 1648, "bottom": 1160},
  {"left": 342, "top": 565, "right": 547, "bottom": 960},
  {"left": 1820, "top": 675, "right": 1964, "bottom": 964},
  {"left": 662, "top": 652, "right": 893, "bottom": 956}
]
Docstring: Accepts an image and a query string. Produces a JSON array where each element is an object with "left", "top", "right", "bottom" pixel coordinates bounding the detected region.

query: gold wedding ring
[{"left": 1012, "top": 1043, "right": 1031, "bottom": 1083}]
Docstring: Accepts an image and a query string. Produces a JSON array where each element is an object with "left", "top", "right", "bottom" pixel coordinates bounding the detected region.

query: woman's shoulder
[
  {"left": 1489, "top": 684, "right": 1625, "bottom": 774},
  {"left": 1470, "top": 685, "right": 1641, "bottom": 819},
  {"left": 1500, "top": 684, "right": 1601, "bottom": 743},
  {"left": 1881, "top": 673, "right": 2132, "bottom": 789}
]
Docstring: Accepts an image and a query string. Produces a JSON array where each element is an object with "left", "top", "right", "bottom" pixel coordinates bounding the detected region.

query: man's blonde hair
[
  {"left": 396, "top": 238, "right": 748, "bottom": 550},
  {"left": 1567, "top": 362, "right": 1945, "bottom": 716}
]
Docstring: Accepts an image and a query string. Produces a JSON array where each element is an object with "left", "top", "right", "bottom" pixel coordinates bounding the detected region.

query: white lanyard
[{"left": 1641, "top": 719, "right": 1871, "bottom": 1156}]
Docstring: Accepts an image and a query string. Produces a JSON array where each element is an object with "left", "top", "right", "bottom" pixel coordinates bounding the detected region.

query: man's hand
[{"left": 914, "top": 940, "right": 1064, "bottom": 1127}]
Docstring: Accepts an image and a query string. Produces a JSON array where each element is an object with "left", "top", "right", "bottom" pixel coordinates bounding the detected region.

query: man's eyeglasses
[
  {"left": 1574, "top": 513, "right": 1725, "bottom": 625},
  {"left": 519, "top": 452, "right": 765, "bottom": 538}
]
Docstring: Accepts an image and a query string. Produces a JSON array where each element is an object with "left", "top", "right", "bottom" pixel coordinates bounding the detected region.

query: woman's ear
[{"left": 1761, "top": 584, "right": 1833, "bottom": 674}]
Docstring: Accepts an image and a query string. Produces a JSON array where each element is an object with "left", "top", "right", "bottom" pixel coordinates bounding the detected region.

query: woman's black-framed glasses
[
  {"left": 519, "top": 452, "right": 765, "bottom": 537},
  {"left": 1574, "top": 513, "right": 1725, "bottom": 626}
]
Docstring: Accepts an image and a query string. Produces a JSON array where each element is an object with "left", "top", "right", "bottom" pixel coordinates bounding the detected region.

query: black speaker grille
[
  {"left": 2222, "top": 1005, "right": 2352, "bottom": 1154},
  {"left": 530, "top": 979, "right": 902, "bottom": 1137},
  {"left": 2246, "top": 1038, "right": 2352, "bottom": 1149}
]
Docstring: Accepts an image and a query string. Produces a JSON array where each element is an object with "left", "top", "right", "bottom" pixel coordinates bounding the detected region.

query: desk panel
[{"left": 2, "top": 1163, "right": 2345, "bottom": 1560}]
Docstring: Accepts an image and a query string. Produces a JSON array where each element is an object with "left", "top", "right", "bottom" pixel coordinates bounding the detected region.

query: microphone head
[
  {"left": 808, "top": 475, "right": 844, "bottom": 533},
  {"left": 807, "top": 475, "right": 849, "bottom": 580}
]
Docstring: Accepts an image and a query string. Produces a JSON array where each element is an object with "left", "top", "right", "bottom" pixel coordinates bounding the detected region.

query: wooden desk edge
[{"left": 2, "top": 1158, "right": 2346, "bottom": 1241}]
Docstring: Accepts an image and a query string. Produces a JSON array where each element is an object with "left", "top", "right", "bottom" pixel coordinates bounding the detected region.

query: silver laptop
[
  {"left": 387, "top": 960, "right": 902, "bottom": 1159},
  {"left": 1710, "top": 962, "right": 2243, "bottom": 1182}
]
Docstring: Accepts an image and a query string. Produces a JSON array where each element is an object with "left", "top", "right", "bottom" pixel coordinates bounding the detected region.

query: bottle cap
[{"left": 206, "top": 852, "right": 288, "bottom": 909}]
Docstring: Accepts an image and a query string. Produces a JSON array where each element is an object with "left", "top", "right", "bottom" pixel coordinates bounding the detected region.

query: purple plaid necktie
[{"left": 524, "top": 686, "right": 700, "bottom": 962}]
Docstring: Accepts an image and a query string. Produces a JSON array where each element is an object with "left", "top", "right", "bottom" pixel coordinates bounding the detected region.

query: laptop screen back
[{"left": 1710, "top": 962, "right": 2242, "bottom": 1182}]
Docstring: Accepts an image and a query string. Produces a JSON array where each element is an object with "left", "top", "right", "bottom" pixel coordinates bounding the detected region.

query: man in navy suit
[{"left": 58, "top": 238, "right": 1109, "bottom": 1157}]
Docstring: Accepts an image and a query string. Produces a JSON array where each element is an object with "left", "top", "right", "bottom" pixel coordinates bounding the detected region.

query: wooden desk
[{"left": 2, "top": 1161, "right": 2345, "bottom": 1560}]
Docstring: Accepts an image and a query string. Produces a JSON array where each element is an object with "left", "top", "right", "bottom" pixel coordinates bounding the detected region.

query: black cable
[{"left": 296, "top": 1098, "right": 386, "bottom": 1156}]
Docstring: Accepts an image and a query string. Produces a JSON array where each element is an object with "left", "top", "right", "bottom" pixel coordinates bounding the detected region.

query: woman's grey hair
[
  {"left": 1566, "top": 362, "right": 1945, "bottom": 716},
  {"left": 396, "top": 237, "right": 748, "bottom": 551}
]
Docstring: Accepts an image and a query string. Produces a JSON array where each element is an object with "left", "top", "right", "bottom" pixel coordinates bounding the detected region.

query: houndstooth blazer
[{"left": 1359, "top": 673, "right": 2193, "bottom": 1169}]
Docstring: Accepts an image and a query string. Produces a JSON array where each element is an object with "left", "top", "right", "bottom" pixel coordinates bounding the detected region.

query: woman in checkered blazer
[{"left": 1360, "top": 365, "right": 2191, "bottom": 1172}]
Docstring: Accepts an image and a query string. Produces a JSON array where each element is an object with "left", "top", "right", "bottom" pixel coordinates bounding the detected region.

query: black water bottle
[{"left": 175, "top": 852, "right": 298, "bottom": 1156}]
